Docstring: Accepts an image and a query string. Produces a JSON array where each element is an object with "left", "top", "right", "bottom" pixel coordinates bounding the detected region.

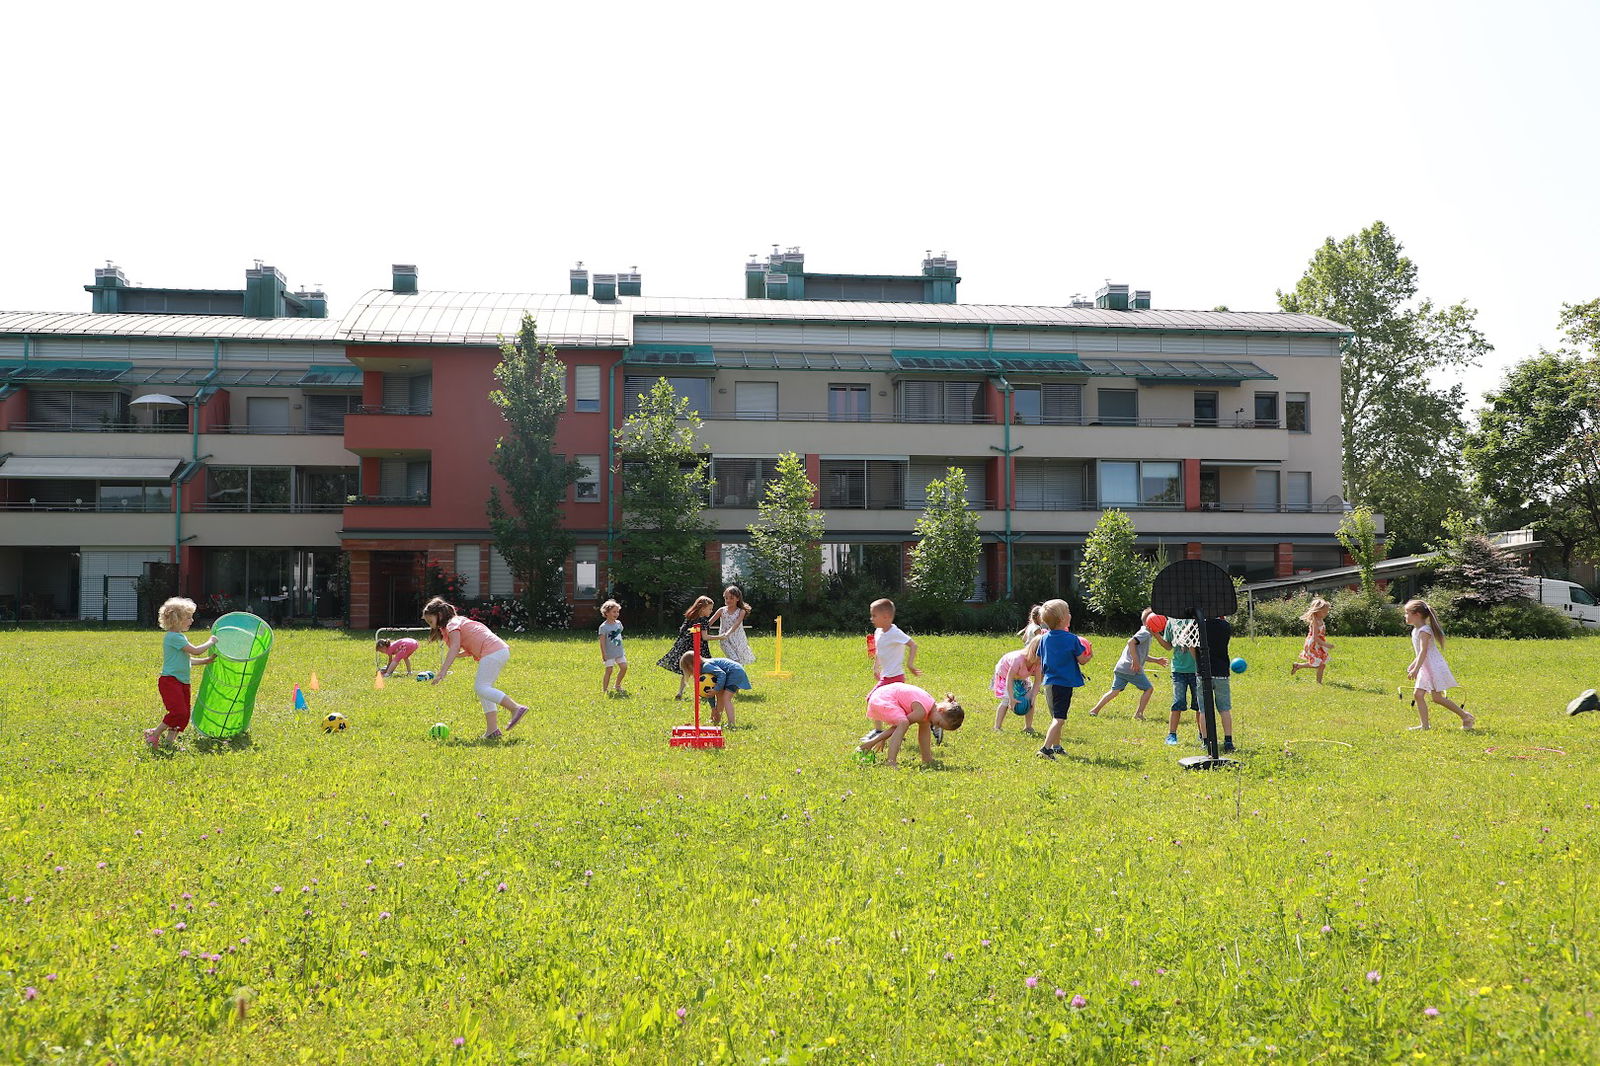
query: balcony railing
[
  {"left": 1010, "top": 498, "right": 1343, "bottom": 513},
  {"left": 696, "top": 412, "right": 1284, "bottom": 428},
  {"left": 192, "top": 501, "right": 346, "bottom": 514},
  {"left": 6, "top": 421, "right": 189, "bottom": 434},
  {"left": 0, "top": 500, "right": 172, "bottom": 513},
  {"left": 345, "top": 494, "right": 432, "bottom": 506},
  {"left": 203, "top": 423, "right": 346, "bottom": 436},
  {"left": 354, "top": 405, "right": 433, "bottom": 416}
]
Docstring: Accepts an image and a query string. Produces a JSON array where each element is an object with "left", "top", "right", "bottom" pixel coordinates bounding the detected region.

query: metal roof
[
  {"left": 337, "top": 290, "right": 633, "bottom": 347},
  {"left": 0, "top": 455, "right": 182, "bottom": 480},
  {"left": 0, "top": 310, "right": 342, "bottom": 342}
]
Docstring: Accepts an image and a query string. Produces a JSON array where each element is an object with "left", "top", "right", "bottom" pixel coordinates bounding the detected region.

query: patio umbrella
[{"left": 129, "top": 394, "right": 187, "bottom": 406}]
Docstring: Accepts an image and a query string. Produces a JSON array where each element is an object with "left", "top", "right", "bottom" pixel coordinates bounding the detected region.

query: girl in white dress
[
  {"left": 707, "top": 585, "right": 757, "bottom": 666},
  {"left": 1403, "top": 599, "right": 1474, "bottom": 731}
]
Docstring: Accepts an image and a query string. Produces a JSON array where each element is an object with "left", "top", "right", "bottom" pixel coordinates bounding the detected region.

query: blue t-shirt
[
  {"left": 1039, "top": 629, "right": 1085, "bottom": 688},
  {"left": 162, "top": 630, "right": 194, "bottom": 683},
  {"left": 699, "top": 657, "right": 751, "bottom": 691}
]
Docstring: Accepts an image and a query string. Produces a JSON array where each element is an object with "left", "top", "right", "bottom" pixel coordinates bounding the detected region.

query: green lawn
[{"left": 2, "top": 626, "right": 1598, "bottom": 1064}]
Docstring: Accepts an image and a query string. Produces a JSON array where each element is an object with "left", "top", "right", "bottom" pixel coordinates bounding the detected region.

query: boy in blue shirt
[{"left": 1023, "top": 598, "right": 1092, "bottom": 760}]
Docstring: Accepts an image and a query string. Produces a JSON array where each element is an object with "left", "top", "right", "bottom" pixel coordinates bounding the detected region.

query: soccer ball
[
  {"left": 415, "top": 671, "right": 436, "bottom": 682},
  {"left": 323, "top": 712, "right": 348, "bottom": 734},
  {"left": 698, "top": 673, "right": 717, "bottom": 698},
  {"left": 428, "top": 722, "right": 450, "bottom": 739}
]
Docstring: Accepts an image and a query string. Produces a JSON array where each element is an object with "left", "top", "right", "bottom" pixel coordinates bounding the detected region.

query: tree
[
  {"left": 1278, "top": 221, "right": 1491, "bottom": 552},
  {"left": 745, "top": 452, "right": 825, "bottom": 607},
  {"left": 907, "top": 468, "right": 982, "bottom": 606},
  {"left": 487, "top": 314, "right": 583, "bottom": 627},
  {"left": 1433, "top": 532, "right": 1526, "bottom": 608},
  {"left": 612, "top": 378, "right": 714, "bottom": 625},
  {"left": 1082, "top": 510, "right": 1151, "bottom": 623},
  {"left": 1335, "top": 505, "right": 1385, "bottom": 598},
  {"left": 1465, "top": 304, "right": 1600, "bottom": 572}
]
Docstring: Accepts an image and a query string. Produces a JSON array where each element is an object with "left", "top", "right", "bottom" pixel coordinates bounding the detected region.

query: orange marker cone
[
  {"left": 373, "top": 671, "right": 386, "bottom": 691},
  {"left": 308, "top": 672, "right": 321, "bottom": 692}
]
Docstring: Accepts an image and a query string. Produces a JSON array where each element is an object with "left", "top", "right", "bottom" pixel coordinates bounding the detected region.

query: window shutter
[
  {"left": 454, "top": 544, "right": 479, "bottom": 599},
  {"left": 28, "top": 389, "right": 73, "bottom": 425},
  {"left": 1254, "top": 470, "right": 1280, "bottom": 510},
  {"left": 305, "top": 394, "right": 352, "bottom": 433},
  {"left": 820, "top": 460, "right": 866, "bottom": 508},
  {"left": 406, "top": 461, "right": 430, "bottom": 498},
  {"left": 409, "top": 375, "right": 432, "bottom": 414},
  {"left": 379, "top": 459, "right": 407, "bottom": 498},
  {"left": 382, "top": 374, "right": 410, "bottom": 410},
  {"left": 488, "top": 548, "right": 514, "bottom": 596},
  {"left": 943, "top": 381, "right": 981, "bottom": 424},
  {"left": 899, "top": 381, "right": 940, "bottom": 423},
  {"left": 735, "top": 382, "right": 778, "bottom": 420},
  {"left": 1042, "top": 384, "right": 1082, "bottom": 425},
  {"left": 623, "top": 375, "right": 652, "bottom": 413}
]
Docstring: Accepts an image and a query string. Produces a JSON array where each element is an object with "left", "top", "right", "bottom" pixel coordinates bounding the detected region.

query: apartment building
[{"left": 0, "top": 253, "right": 1359, "bottom": 627}]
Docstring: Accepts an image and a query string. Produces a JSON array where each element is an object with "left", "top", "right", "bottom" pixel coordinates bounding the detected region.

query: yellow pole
[{"left": 766, "top": 615, "right": 794, "bottom": 679}]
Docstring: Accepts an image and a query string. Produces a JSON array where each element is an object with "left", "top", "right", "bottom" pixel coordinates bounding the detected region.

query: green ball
[{"left": 428, "top": 722, "right": 450, "bottom": 740}]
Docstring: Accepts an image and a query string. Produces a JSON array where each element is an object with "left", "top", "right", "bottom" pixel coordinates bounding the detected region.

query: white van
[{"left": 1517, "top": 577, "right": 1600, "bottom": 629}]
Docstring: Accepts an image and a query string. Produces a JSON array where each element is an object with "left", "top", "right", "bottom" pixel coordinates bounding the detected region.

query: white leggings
[{"left": 474, "top": 648, "right": 511, "bottom": 715}]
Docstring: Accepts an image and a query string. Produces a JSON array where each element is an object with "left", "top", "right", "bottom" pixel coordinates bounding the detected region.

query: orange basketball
[{"left": 1146, "top": 613, "right": 1168, "bottom": 634}]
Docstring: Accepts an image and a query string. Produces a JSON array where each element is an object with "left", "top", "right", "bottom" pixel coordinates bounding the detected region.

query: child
[
  {"left": 991, "top": 647, "right": 1040, "bottom": 732},
  {"left": 858, "top": 683, "right": 965, "bottom": 767},
  {"left": 1289, "top": 598, "right": 1333, "bottom": 683},
  {"left": 1193, "top": 613, "right": 1237, "bottom": 753},
  {"left": 144, "top": 597, "right": 217, "bottom": 749},
  {"left": 868, "top": 598, "right": 920, "bottom": 687},
  {"left": 377, "top": 635, "right": 420, "bottom": 677},
  {"left": 598, "top": 599, "right": 627, "bottom": 695},
  {"left": 679, "top": 651, "right": 752, "bottom": 729},
  {"left": 1087, "top": 608, "right": 1170, "bottom": 720},
  {"left": 1163, "top": 617, "right": 1201, "bottom": 746},
  {"left": 1023, "top": 598, "right": 1091, "bottom": 760},
  {"left": 657, "top": 595, "right": 716, "bottom": 699},
  {"left": 1020, "top": 603, "right": 1047, "bottom": 644},
  {"left": 707, "top": 585, "right": 756, "bottom": 665},
  {"left": 423, "top": 596, "right": 530, "bottom": 740},
  {"left": 1404, "top": 599, "right": 1474, "bottom": 730}
]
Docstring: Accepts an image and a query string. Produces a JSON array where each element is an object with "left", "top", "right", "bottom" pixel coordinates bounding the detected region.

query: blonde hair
[
  {"left": 158, "top": 597, "right": 197, "bottom": 631},
  {"left": 1040, "top": 598, "right": 1071, "bottom": 629},
  {"left": 1403, "top": 598, "right": 1446, "bottom": 647},
  {"left": 870, "top": 598, "right": 895, "bottom": 617},
  {"left": 1018, "top": 603, "right": 1045, "bottom": 641},
  {"left": 421, "top": 596, "right": 456, "bottom": 641},
  {"left": 1301, "top": 597, "right": 1331, "bottom": 623},
  {"left": 600, "top": 599, "right": 621, "bottom": 615},
  {"left": 684, "top": 595, "right": 715, "bottom": 620},
  {"left": 678, "top": 650, "right": 705, "bottom": 673}
]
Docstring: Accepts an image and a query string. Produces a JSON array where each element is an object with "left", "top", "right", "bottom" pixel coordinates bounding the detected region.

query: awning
[{"left": 0, "top": 456, "right": 183, "bottom": 479}]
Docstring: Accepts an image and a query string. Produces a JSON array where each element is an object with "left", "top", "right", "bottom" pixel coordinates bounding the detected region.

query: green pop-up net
[{"left": 192, "top": 611, "right": 273, "bottom": 738}]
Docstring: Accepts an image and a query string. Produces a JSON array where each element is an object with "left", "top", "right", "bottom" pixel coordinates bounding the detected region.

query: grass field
[{"left": 2, "top": 624, "right": 1598, "bottom": 1064}]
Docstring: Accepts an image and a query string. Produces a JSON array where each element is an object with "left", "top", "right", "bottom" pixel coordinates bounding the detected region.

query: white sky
[{"left": 4, "top": 0, "right": 1596, "bottom": 406}]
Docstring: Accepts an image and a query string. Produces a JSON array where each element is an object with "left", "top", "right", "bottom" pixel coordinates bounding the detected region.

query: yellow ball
[
  {"left": 323, "top": 712, "right": 348, "bottom": 733},
  {"left": 698, "top": 673, "right": 717, "bottom": 698}
]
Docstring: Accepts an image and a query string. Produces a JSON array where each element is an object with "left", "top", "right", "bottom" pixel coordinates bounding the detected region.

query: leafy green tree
[
  {"left": 1335, "top": 505, "right": 1385, "bottom": 598},
  {"left": 1082, "top": 510, "right": 1151, "bottom": 623},
  {"left": 487, "top": 314, "right": 583, "bottom": 627},
  {"left": 1432, "top": 532, "right": 1526, "bottom": 608},
  {"left": 612, "top": 378, "right": 714, "bottom": 625},
  {"left": 908, "top": 468, "right": 982, "bottom": 606},
  {"left": 745, "top": 452, "right": 825, "bottom": 607},
  {"left": 1278, "top": 221, "right": 1491, "bottom": 552},
  {"left": 1465, "top": 305, "right": 1600, "bottom": 572}
]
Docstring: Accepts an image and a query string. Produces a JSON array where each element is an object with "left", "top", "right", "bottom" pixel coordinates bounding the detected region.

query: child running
[
  {"left": 1023, "top": 598, "right": 1091, "bottom": 760},
  {"left": 598, "top": 598, "right": 628, "bottom": 695},
  {"left": 679, "top": 651, "right": 752, "bottom": 728},
  {"left": 1289, "top": 597, "right": 1333, "bottom": 683},
  {"left": 991, "top": 610, "right": 1044, "bottom": 732},
  {"left": 708, "top": 585, "right": 756, "bottom": 665},
  {"left": 423, "top": 596, "right": 531, "bottom": 740},
  {"left": 1404, "top": 598, "right": 1474, "bottom": 731},
  {"left": 377, "top": 635, "right": 420, "bottom": 677},
  {"left": 868, "top": 598, "right": 920, "bottom": 687},
  {"left": 657, "top": 595, "right": 716, "bottom": 699},
  {"left": 858, "top": 683, "right": 964, "bottom": 767},
  {"left": 1086, "top": 609, "right": 1169, "bottom": 720},
  {"left": 144, "top": 597, "right": 217, "bottom": 750}
]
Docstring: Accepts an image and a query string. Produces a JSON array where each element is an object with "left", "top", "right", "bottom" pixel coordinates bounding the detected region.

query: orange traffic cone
[
  {"left": 308, "top": 672, "right": 321, "bottom": 692},
  {"left": 373, "top": 671, "right": 386, "bottom": 691}
]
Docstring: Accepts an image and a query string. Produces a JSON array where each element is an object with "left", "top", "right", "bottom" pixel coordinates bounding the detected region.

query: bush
[
  {"left": 1244, "top": 588, "right": 1410, "bottom": 638},
  {"left": 466, "top": 596, "right": 531, "bottom": 634},
  {"left": 1426, "top": 588, "right": 1575, "bottom": 639}
]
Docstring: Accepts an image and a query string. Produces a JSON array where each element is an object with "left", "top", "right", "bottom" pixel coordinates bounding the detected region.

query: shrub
[
  {"left": 466, "top": 596, "right": 532, "bottom": 634},
  {"left": 1426, "top": 587, "right": 1575, "bottom": 639},
  {"left": 1246, "top": 588, "right": 1410, "bottom": 637}
]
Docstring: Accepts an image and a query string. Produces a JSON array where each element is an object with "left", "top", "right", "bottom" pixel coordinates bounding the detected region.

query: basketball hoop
[
  {"left": 670, "top": 625, "right": 724, "bottom": 749},
  {"left": 1151, "top": 559, "right": 1239, "bottom": 771}
]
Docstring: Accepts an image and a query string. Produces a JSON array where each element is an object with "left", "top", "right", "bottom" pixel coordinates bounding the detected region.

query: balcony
[
  {"left": 6, "top": 420, "right": 188, "bottom": 434},
  {"left": 343, "top": 411, "right": 433, "bottom": 454}
]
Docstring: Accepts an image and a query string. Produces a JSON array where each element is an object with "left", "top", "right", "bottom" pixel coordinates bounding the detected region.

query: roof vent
[
  {"left": 570, "top": 262, "right": 589, "bottom": 296},
  {"left": 617, "top": 268, "right": 641, "bottom": 297},
  {"left": 592, "top": 273, "right": 617, "bottom": 301},
  {"left": 94, "top": 262, "right": 128, "bottom": 285},
  {"left": 1131, "top": 290, "right": 1151, "bottom": 311},
  {"left": 921, "top": 252, "right": 958, "bottom": 278},
  {"left": 392, "top": 264, "right": 418, "bottom": 294},
  {"left": 745, "top": 255, "right": 766, "bottom": 298},
  {"left": 765, "top": 272, "right": 790, "bottom": 300},
  {"left": 1095, "top": 283, "right": 1130, "bottom": 311}
]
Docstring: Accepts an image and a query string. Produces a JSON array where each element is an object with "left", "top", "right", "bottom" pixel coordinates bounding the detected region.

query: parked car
[{"left": 1516, "top": 577, "right": 1600, "bottom": 629}]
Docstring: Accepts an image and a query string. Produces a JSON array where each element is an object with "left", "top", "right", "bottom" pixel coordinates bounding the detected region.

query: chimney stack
[
  {"left": 392, "top": 264, "right": 418, "bottom": 294},
  {"left": 244, "top": 263, "right": 288, "bottom": 317},
  {"left": 617, "top": 269, "right": 641, "bottom": 297},
  {"left": 1095, "top": 283, "right": 1130, "bottom": 311},
  {"left": 592, "top": 273, "right": 617, "bottom": 301},
  {"left": 570, "top": 263, "right": 589, "bottom": 296}
]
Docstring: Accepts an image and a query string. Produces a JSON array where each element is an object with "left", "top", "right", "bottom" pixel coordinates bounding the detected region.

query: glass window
[
  {"left": 250, "top": 468, "right": 291, "bottom": 511},
  {"left": 623, "top": 375, "right": 710, "bottom": 415},
  {"left": 897, "top": 380, "right": 984, "bottom": 424},
  {"left": 575, "top": 455, "right": 601, "bottom": 501},
  {"left": 574, "top": 366, "right": 601, "bottom": 412},
  {"left": 735, "top": 381, "right": 778, "bottom": 420},
  {"left": 1255, "top": 392, "right": 1279, "bottom": 428},
  {"left": 1011, "top": 387, "right": 1041, "bottom": 425},
  {"left": 300, "top": 468, "right": 357, "bottom": 509},
  {"left": 1098, "top": 389, "right": 1138, "bottom": 425},
  {"left": 246, "top": 396, "right": 291, "bottom": 433},
  {"left": 710, "top": 457, "right": 778, "bottom": 507},
  {"left": 1286, "top": 392, "right": 1309, "bottom": 432},
  {"left": 1194, "top": 391, "right": 1219, "bottom": 427},
  {"left": 828, "top": 384, "right": 869, "bottom": 421},
  {"left": 206, "top": 467, "right": 248, "bottom": 510},
  {"left": 1200, "top": 469, "right": 1221, "bottom": 506},
  {"left": 819, "top": 460, "right": 905, "bottom": 509},
  {"left": 98, "top": 483, "right": 162, "bottom": 511},
  {"left": 1100, "top": 461, "right": 1139, "bottom": 506},
  {"left": 574, "top": 545, "right": 599, "bottom": 599},
  {"left": 1570, "top": 586, "right": 1598, "bottom": 606},
  {"left": 1141, "top": 461, "right": 1182, "bottom": 506}
]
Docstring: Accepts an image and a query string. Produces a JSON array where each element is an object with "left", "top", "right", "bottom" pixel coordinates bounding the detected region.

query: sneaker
[
  {"left": 860, "top": 727, "right": 885, "bottom": 744},
  {"left": 1165, "top": 733, "right": 1179, "bottom": 746},
  {"left": 482, "top": 729, "right": 503, "bottom": 741},
  {"left": 1035, "top": 746, "right": 1056, "bottom": 760},
  {"left": 931, "top": 725, "right": 945, "bottom": 746},
  {"left": 505, "top": 704, "right": 530, "bottom": 731},
  {"left": 1221, "top": 739, "right": 1235, "bottom": 753},
  {"left": 1050, "top": 745, "right": 1066, "bottom": 755},
  {"left": 1566, "top": 690, "right": 1597, "bottom": 716}
]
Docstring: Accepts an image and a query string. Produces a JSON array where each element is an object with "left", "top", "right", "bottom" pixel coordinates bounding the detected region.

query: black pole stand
[{"left": 1179, "top": 607, "right": 1238, "bottom": 771}]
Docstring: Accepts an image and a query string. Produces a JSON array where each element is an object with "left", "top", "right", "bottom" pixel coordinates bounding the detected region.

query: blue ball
[{"left": 1230, "top": 657, "right": 1248, "bottom": 674}]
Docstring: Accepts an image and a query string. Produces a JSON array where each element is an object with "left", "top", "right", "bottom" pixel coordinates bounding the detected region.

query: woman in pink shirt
[{"left": 422, "top": 596, "right": 530, "bottom": 740}]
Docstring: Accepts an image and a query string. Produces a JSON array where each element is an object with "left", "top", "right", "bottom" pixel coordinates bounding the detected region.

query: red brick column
[
  {"left": 805, "top": 453, "right": 822, "bottom": 506},
  {"left": 1186, "top": 541, "right": 1204, "bottom": 561},
  {"left": 1276, "top": 542, "right": 1295, "bottom": 578},
  {"left": 705, "top": 541, "right": 722, "bottom": 587},
  {"left": 347, "top": 550, "right": 373, "bottom": 629},
  {"left": 1183, "top": 458, "right": 1201, "bottom": 511}
]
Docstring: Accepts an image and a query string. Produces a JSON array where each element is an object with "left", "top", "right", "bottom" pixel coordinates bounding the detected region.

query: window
[
  {"left": 246, "top": 397, "right": 291, "bottom": 433},
  {"left": 1287, "top": 471, "right": 1312, "bottom": 512},
  {"left": 381, "top": 373, "right": 432, "bottom": 414},
  {"left": 28, "top": 389, "right": 126, "bottom": 428},
  {"left": 1254, "top": 392, "right": 1279, "bottom": 428},
  {"left": 1571, "top": 585, "right": 1599, "bottom": 607},
  {"left": 1041, "top": 384, "right": 1083, "bottom": 425},
  {"left": 735, "top": 381, "right": 778, "bottom": 420},
  {"left": 454, "top": 544, "right": 480, "bottom": 599},
  {"left": 1254, "top": 469, "right": 1280, "bottom": 510},
  {"left": 1286, "top": 392, "right": 1309, "bottom": 432},
  {"left": 575, "top": 455, "right": 601, "bottom": 501},
  {"left": 298, "top": 467, "right": 357, "bottom": 510},
  {"left": 1200, "top": 469, "right": 1221, "bottom": 506},
  {"left": 1194, "top": 391, "right": 1219, "bottom": 427},
  {"left": 709, "top": 457, "right": 779, "bottom": 507},
  {"left": 828, "top": 384, "right": 870, "bottom": 422},
  {"left": 1011, "top": 387, "right": 1041, "bottom": 425},
  {"left": 897, "top": 380, "right": 984, "bottom": 424},
  {"left": 305, "top": 393, "right": 359, "bottom": 434},
  {"left": 623, "top": 375, "right": 711, "bottom": 415},
  {"left": 1014, "top": 460, "right": 1090, "bottom": 510},
  {"left": 819, "top": 459, "right": 906, "bottom": 509},
  {"left": 1099, "top": 460, "right": 1181, "bottom": 508},
  {"left": 574, "top": 545, "right": 599, "bottom": 599},
  {"left": 574, "top": 366, "right": 601, "bottom": 413},
  {"left": 908, "top": 462, "right": 986, "bottom": 508},
  {"left": 488, "top": 548, "right": 514, "bottom": 597},
  {"left": 98, "top": 482, "right": 171, "bottom": 512},
  {"left": 1098, "top": 389, "right": 1138, "bottom": 425},
  {"left": 206, "top": 466, "right": 290, "bottom": 511},
  {"left": 378, "top": 459, "right": 431, "bottom": 500}
]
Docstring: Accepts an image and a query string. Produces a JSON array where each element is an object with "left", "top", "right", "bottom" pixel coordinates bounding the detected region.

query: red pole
[{"left": 692, "top": 625, "right": 702, "bottom": 729}]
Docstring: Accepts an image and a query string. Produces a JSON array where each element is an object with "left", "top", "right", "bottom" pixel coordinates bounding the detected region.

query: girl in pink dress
[
  {"left": 857, "top": 682, "right": 964, "bottom": 766},
  {"left": 423, "top": 596, "right": 531, "bottom": 740},
  {"left": 991, "top": 648, "right": 1040, "bottom": 732},
  {"left": 1289, "top": 598, "right": 1333, "bottom": 683},
  {"left": 1403, "top": 599, "right": 1474, "bottom": 731}
]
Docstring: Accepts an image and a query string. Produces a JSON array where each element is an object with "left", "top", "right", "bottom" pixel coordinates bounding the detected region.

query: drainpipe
[
  {"left": 21, "top": 335, "right": 30, "bottom": 367},
  {"left": 985, "top": 323, "right": 1018, "bottom": 601},
  {"left": 606, "top": 361, "right": 617, "bottom": 590}
]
